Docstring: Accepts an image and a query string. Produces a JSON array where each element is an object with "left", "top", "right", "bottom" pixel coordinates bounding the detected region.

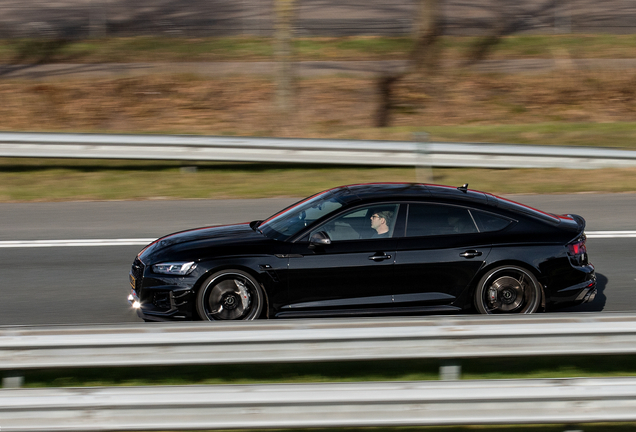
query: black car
[{"left": 128, "top": 183, "right": 596, "bottom": 321}]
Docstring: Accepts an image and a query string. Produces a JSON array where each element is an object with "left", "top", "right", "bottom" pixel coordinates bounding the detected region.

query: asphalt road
[
  {"left": 4, "top": 59, "right": 636, "bottom": 81},
  {"left": 0, "top": 193, "right": 634, "bottom": 326}
]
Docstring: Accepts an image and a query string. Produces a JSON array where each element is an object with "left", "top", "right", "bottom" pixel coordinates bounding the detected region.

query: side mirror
[{"left": 309, "top": 231, "right": 331, "bottom": 247}]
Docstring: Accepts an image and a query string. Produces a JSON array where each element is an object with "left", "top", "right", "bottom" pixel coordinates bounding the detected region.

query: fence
[
  {"left": 1, "top": 131, "right": 636, "bottom": 169},
  {"left": 0, "top": 0, "right": 635, "bottom": 39}
]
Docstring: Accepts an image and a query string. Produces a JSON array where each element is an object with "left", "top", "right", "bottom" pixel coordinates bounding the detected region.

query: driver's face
[{"left": 370, "top": 214, "right": 384, "bottom": 230}]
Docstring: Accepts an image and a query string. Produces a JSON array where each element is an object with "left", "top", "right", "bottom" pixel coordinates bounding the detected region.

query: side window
[
  {"left": 311, "top": 204, "right": 399, "bottom": 241},
  {"left": 471, "top": 210, "right": 513, "bottom": 232},
  {"left": 406, "top": 203, "right": 478, "bottom": 237}
]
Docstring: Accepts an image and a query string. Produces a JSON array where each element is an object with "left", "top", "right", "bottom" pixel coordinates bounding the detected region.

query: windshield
[{"left": 259, "top": 192, "right": 345, "bottom": 241}]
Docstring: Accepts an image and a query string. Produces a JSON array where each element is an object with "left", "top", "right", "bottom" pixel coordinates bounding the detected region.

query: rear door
[{"left": 393, "top": 203, "right": 492, "bottom": 309}]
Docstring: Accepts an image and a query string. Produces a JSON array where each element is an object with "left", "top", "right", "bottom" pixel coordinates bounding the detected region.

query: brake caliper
[{"left": 488, "top": 287, "right": 498, "bottom": 303}]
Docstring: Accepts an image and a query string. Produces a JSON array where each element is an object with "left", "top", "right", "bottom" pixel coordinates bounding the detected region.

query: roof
[
  {"left": 327, "top": 183, "right": 490, "bottom": 206},
  {"left": 326, "top": 183, "right": 570, "bottom": 226}
]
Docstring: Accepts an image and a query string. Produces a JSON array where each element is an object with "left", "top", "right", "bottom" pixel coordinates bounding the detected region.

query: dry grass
[{"left": 0, "top": 67, "right": 635, "bottom": 139}]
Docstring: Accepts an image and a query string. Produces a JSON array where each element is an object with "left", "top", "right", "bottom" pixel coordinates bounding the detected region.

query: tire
[
  {"left": 474, "top": 265, "right": 541, "bottom": 314},
  {"left": 196, "top": 270, "right": 264, "bottom": 321}
]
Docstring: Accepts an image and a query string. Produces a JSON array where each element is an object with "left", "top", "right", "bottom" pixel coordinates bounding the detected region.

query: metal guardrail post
[
  {"left": 414, "top": 132, "right": 433, "bottom": 182},
  {"left": 3, "top": 372, "right": 24, "bottom": 388},
  {"left": 439, "top": 359, "right": 461, "bottom": 380}
]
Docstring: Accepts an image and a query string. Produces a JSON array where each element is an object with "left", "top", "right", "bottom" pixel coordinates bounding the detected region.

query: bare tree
[
  {"left": 412, "top": 0, "right": 441, "bottom": 73},
  {"left": 463, "top": 0, "right": 558, "bottom": 66},
  {"left": 375, "top": 0, "right": 441, "bottom": 128}
]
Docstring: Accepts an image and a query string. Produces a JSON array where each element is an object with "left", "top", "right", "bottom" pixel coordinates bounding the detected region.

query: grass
[
  {"left": 3, "top": 34, "right": 636, "bottom": 64},
  {"left": 419, "top": 123, "right": 636, "bottom": 148},
  {"left": 21, "top": 355, "right": 636, "bottom": 388},
  {"left": 446, "top": 34, "right": 636, "bottom": 60},
  {"left": 4, "top": 159, "right": 636, "bottom": 201}
]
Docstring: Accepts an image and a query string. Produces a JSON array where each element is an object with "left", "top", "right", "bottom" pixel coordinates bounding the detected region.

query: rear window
[
  {"left": 471, "top": 210, "right": 513, "bottom": 232},
  {"left": 406, "top": 203, "right": 478, "bottom": 237}
]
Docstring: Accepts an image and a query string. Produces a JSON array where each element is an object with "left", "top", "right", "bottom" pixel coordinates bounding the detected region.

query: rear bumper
[{"left": 548, "top": 267, "right": 597, "bottom": 309}]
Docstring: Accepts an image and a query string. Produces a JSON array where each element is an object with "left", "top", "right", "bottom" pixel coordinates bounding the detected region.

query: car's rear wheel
[
  {"left": 196, "top": 270, "right": 263, "bottom": 320},
  {"left": 474, "top": 266, "right": 541, "bottom": 314}
]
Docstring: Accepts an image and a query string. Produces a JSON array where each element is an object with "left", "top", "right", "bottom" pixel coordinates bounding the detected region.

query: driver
[{"left": 370, "top": 210, "right": 393, "bottom": 238}]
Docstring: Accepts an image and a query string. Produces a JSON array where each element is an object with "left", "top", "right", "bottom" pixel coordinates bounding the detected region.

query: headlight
[{"left": 152, "top": 262, "right": 197, "bottom": 275}]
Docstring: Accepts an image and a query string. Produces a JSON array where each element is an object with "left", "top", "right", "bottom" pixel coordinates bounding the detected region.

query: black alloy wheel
[
  {"left": 474, "top": 266, "right": 542, "bottom": 314},
  {"left": 196, "top": 270, "right": 264, "bottom": 320}
]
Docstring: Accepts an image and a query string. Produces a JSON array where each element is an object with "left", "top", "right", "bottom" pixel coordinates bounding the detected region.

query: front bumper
[
  {"left": 128, "top": 257, "right": 197, "bottom": 321},
  {"left": 128, "top": 286, "right": 196, "bottom": 321}
]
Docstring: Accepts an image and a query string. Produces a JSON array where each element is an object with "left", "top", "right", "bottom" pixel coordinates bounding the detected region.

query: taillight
[
  {"left": 567, "top": 237, "right": 588, "bottom": 265},
  {"left": 568, "top": 241, "right": 586, "bottom": 255}
]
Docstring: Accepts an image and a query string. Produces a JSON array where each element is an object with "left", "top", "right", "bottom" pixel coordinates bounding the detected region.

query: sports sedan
[{"left": 128, "top": 183, "right": 596, "bottom": 321}]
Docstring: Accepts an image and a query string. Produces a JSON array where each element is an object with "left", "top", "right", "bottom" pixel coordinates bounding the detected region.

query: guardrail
[
  {"left": 3, "top": 313, "right": 636, "bottom": 430},
  {"left": 2, "top": 131, "right": 636, "bottom": 169},
  {"left": 4, "top": 377, "right": 636, "bottom": 431},
  {"left": 2, "top": 313, "right": 636, "bottom": 373}
]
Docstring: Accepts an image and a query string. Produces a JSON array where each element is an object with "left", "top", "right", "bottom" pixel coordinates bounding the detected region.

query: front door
[{"left": 280, "top": 204, "right": 400, "bottom": 317}]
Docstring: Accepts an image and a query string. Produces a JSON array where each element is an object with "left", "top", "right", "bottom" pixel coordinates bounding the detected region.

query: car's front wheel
[
  {"left": 474, "top": 266, "right": 541, "bottom": 314},
  {"left": 196, "top": 270, "right": 264, "bottom": 320}
]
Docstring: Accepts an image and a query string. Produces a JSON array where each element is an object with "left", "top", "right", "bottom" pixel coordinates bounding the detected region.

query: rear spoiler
[{"left": 568, "top": 214, "right": 586, "bottom": 232}]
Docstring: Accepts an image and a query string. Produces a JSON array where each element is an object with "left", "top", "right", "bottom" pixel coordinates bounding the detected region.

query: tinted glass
[
  {"left": 311, "top": 204, "right": 400, "bottom": 241},
  {"left": 406, "top": 203, "right": 478, "bottom": 237},
  {"left": 260, "top": 193, "right": 344, "bottom": 241},
  {"left": 471, "top": 210, "right": 512, "bottom": 232}
]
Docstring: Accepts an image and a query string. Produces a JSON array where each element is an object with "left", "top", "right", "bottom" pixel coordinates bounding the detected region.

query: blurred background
[
  {"left": 2, "top": 0, "right": 634, "bottom": 38},
  {"left": 1, "top": 0, "right": 636, "bottom": 199}
]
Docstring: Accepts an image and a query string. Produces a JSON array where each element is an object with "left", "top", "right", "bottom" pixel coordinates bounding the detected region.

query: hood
[{"left": 138, "top": 223, "right": 262, "bottom": 262}]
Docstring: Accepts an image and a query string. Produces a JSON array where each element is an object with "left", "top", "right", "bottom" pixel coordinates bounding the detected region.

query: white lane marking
[
  {"left": 586, "top": 231, "right": 636, "bottom": 238},
  {"left": 0, "top": 231, "right": 634, "bottom": 248},
  {"left": 0, "top": 239, "right": 157, "bottom": 248}
]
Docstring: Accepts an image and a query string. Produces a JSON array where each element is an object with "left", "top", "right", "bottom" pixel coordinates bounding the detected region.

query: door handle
[
  {"left": 369, "top": 254, "right": 392, "bottom": 261},
  {"left": 460, "top": 250, "right": 482, "bottom": 259}
]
